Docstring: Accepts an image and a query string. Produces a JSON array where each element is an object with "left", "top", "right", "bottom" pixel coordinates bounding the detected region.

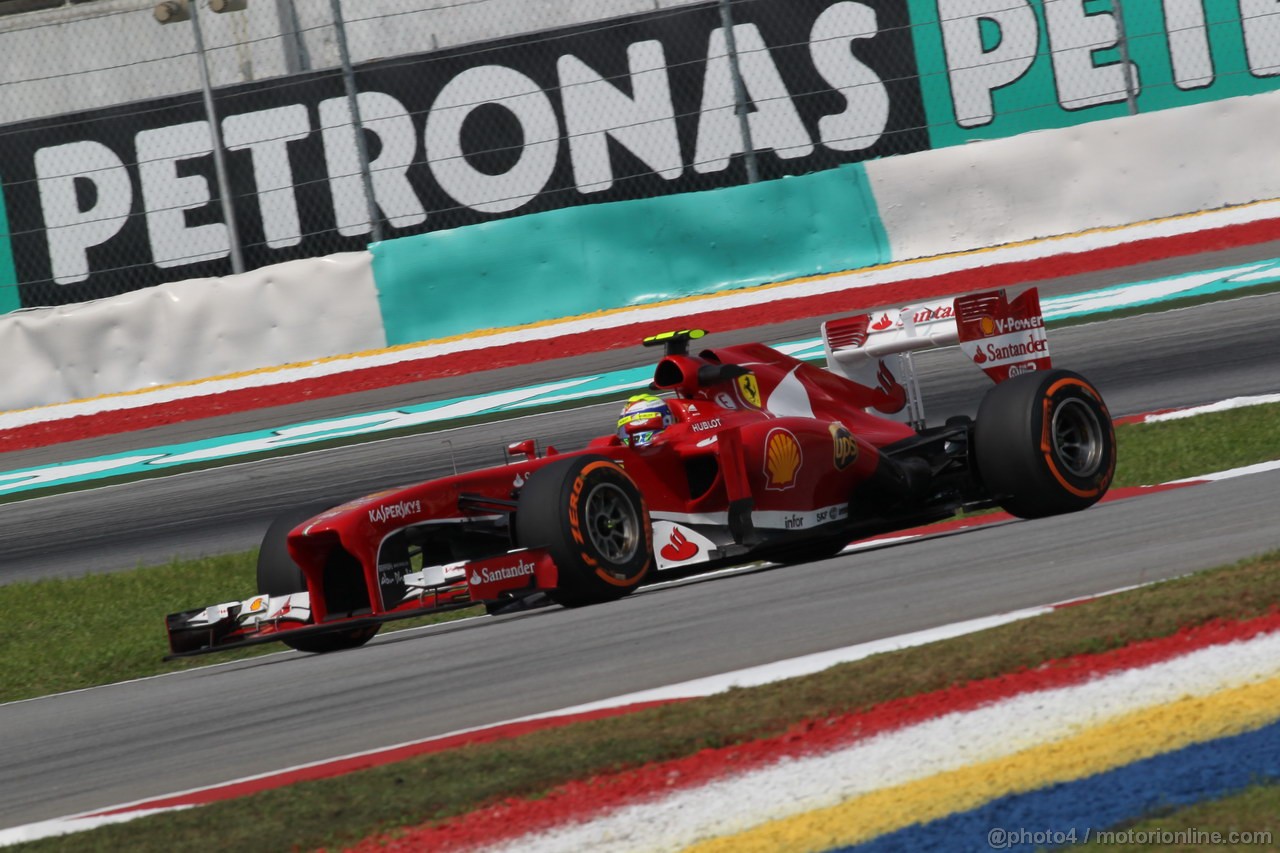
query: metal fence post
[
  {"left": 185, "top": 2, "right": 246, "bottom": 274},
  {"left": 274, "top": 0, "right": 309, "bottom": 73},
  {"left": 718, "top": 0, "right": 759, "bottom": 183},
  {"left": 328, "top": 0, "right": 383, "bottom": 243},
  {"left": 1113, "top": 0, "right": 1139, "bottom": 115}
]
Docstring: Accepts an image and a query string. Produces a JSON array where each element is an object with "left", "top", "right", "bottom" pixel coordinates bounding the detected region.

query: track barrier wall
[
  {"left": 0, "top": 252, "right": 382, "bottom": 411},
  {"left": 867, "top": 88, "right": 1280, "bottom": 262},
  {"left": 369, "top": 164, "right": 887, "bottom": 346}
]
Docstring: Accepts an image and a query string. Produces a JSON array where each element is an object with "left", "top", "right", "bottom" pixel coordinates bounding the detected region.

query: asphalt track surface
[{"left": 1, "top": 257, "right": 1279, "bottom": 830}]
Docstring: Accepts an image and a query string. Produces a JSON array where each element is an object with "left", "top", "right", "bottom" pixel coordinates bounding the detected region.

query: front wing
[{"left": 165, "top": 549, "right": 560, "bottom": 658}]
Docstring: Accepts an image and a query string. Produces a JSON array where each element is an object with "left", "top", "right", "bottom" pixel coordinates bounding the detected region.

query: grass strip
[
  {"left": 1068, "top": 783, "right": 1280, "bottom": 850},
  {"left": 1, "top": 401, "right": 1277, "bottom": 705},
  {"left": 1, "top": 554, "right": 258, "bottom": 700},
  {"left": 11, "top": 550, "right": 1280, "bottom": 852},
  {"left": 0, "top": 555, "right": 481, "bottom": 704},
  {"left": 1114, "top": 403, "right": 1280, "bottom": 487}
]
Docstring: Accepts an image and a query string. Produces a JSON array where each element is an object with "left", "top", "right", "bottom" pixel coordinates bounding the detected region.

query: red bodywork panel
[
  {"left": 166, "top": 330, "right": 939, "bottom": 657},
  {"left": 164, "top": 289, "right": 1091, "bottom": 657},
  {"left": 283, "top": 342, "right": 911, "bottom": 623}
]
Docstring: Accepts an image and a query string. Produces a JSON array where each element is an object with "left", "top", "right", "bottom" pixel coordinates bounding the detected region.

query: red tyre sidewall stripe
[
  {"left": 1040, "top": 377, "right": 1114, "bottom": 499},
  {"left": 577, "top": 460, "right": 652, "bottom": 588}
]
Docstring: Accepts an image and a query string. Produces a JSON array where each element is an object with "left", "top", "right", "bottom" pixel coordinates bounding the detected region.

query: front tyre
[
  {"left": 974, "top": 369, "right": 1116, "bottom": 519},
  {"left": 257, "top": 505, "right": 379, "bottom": 653},
  {"left": 516, "top": 455, "right": 653, "bottom": 607}
]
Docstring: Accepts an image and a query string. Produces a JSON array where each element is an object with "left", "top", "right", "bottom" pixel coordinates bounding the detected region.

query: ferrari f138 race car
[{"left": 167, "top": 287, "right": 1115, "bottom": 657}]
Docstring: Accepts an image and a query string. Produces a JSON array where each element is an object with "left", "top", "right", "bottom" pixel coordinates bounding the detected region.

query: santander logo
[
  {"left": 660, "top": 528, "right": 699, "bottom": 562},
  {"left": 872, "top": 359, "right": 906, "bottom": 414},
  {"left": 469, "top": 559, "right": 538, "bottom": 585}
]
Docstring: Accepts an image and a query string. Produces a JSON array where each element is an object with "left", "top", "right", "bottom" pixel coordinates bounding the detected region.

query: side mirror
[
  {"left": 697, "top": 364, "right": 749, "bottom": 386},
  {"left": 507, "top": 439, "right": 537, "bottom": 462}
]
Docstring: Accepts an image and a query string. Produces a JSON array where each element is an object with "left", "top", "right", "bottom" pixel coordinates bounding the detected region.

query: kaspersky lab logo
[{"left": 0, "top": 178, "right": 20, "bottom": 314}]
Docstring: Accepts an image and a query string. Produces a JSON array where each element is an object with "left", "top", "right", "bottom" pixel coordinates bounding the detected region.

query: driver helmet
[{"left": 617, "top": 394, "right": 674, "bottom": 447}]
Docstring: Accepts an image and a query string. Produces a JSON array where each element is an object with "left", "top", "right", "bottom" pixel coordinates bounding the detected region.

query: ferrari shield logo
[{"left": 736, "top": 373, "right": 762, "bottom": 408}]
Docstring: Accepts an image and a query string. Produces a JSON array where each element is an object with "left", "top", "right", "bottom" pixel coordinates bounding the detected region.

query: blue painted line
[
  {"left": 2, "top": 258, "right": 1277, "bottom": 498},
  {"left": 834, "top": 716, "right": 1280, "bottom": 853}
]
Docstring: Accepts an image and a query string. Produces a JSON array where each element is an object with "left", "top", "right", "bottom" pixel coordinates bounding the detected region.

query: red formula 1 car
[{"left": 166, "top": 287, "right": 1115, "bottom": 657}]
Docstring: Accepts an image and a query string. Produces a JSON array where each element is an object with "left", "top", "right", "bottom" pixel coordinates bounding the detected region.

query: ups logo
[{"left": 830, "top": 423, "right": 858, "bottom": 470}]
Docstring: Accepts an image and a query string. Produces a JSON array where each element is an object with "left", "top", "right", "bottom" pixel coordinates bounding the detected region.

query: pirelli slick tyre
[
  {"left": 974, "top": 369, "right": 1116, "bottom": 520},
  {"left": 516, "top": 455, "right": 653, "bottom": 607},
  {"left": 257, "top": 505, "right": 379, "bottom": 654}
]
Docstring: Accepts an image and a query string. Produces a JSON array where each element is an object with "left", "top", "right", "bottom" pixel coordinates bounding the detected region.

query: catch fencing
[{"left": 1, "top": 0, "right": 1278, "bottom": 310}]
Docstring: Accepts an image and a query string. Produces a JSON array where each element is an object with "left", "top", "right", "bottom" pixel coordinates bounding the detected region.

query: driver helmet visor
[{"left": 617, "top": 409, "right": 667, "bottom": 446}]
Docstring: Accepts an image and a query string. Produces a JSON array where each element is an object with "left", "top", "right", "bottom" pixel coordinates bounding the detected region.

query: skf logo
[
  {"left": 764, "top": 429, "right": 802, "bottom": 490},
  {"left": 736, "top": 373, "right": 762, "bottom": 408},
  {"left": 830, "top": 424, "right": 858, "bottom": 470}
]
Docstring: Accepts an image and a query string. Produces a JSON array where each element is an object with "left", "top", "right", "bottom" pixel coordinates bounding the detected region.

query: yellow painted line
[{"left": 683, "top": 672, "right": 1280, "bottom": 853}]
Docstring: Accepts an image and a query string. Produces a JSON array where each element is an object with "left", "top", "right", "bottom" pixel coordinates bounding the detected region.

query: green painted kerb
[
  {"left": 371, "top": 164, "right": 889, "bottom": 347},
  {"left": 0, "top": 176, "right": 21, "bottom": 314}
]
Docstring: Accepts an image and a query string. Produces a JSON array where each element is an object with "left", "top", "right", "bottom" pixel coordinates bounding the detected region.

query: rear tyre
[
  {"left": 516, "top": 456, "right": 653, "bottom": 607},
  {"left": 974, "top": 369, "right": 1116, "bottom": 519},
  {"left": 257, "top": 505, "right": 379, "bottom": 653}
]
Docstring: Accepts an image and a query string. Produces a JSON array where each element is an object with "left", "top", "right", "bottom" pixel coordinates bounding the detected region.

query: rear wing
[{"left": 822, "top": 287, "right": 1050, "bottom": 429}]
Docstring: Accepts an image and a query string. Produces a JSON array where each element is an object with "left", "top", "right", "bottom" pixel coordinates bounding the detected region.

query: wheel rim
[
  {"left": 1051, "top": 397, "right": 1105, "bottom": 477},
  {"left": 584, "top": 482, "right": 640, "bottom": 564}
]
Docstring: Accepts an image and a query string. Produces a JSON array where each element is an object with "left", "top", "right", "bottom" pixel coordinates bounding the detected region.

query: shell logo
[
  {"left": 764, "top": 429, "right": 802, "bottom": 490},
  {"left": 979, "top": 315, "right": 997, "bottom": 336}
]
